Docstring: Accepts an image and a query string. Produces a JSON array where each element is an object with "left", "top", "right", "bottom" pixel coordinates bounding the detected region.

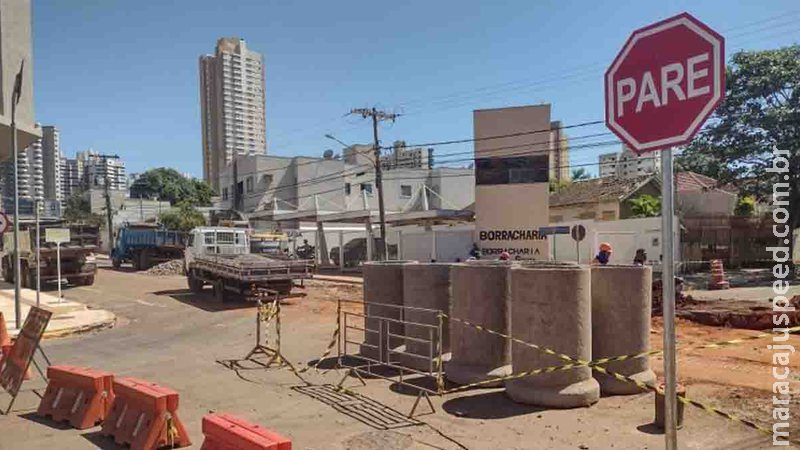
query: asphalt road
[{"left": 0, "top": 263, "right": 782, "bottom": 449}]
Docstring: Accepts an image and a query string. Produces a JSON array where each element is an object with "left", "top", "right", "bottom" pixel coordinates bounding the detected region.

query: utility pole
[
  {"left": 350, "top": 108, "right": 399, "bottom": 261},
  {"left": 11, "top": 61, "right": 24, "bottom": 328},
  {"left": 104, "top": 174, "right": 113, "bottom": 253}
]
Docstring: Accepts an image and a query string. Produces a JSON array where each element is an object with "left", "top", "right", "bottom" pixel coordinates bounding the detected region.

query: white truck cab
[{"left": 185, "top": 227, "right": 249, "bottom": 268}]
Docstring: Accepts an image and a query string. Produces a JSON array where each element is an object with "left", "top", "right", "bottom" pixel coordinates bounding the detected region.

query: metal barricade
[{"left": 337, "top": 299, "right": 445, "bottom": 417}]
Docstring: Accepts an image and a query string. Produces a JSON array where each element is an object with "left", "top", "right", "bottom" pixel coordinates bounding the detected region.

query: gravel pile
[{"left": 145, "top": 259, "right": 185, "bottom": 276}]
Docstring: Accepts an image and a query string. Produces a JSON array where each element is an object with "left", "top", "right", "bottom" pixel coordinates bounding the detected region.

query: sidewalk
[
  {"left": 312, "top": 274, "right": 363, "bottom": 285},
  {"left": 0, "top": 282, "right": 115, "bottom": 338}
]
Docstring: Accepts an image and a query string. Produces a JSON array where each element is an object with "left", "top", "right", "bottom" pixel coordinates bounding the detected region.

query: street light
[{"left": 324, "top": 134, "right": 350, "bottom": 149}]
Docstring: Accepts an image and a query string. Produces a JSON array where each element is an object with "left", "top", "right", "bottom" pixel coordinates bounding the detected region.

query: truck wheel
[
  {"left": 20, "top": 265, "right": 30, "bottom": 289},
  {"left": 274, "top": 281, "right": 292, "bottom": 296},
  {"left": 139, "top": 250, "right": 151, "bottom": 271},
  {"left": 131, "top": 251, "right": 141, "bottom": 270},
  {"left": 187, "top": 272, "right": 204, "bottom": 293},
  {"left": 82, "top": 275, "right": 95, "bottom": 286},
  {"left": 112, "top": 258, "right": 121, "bottom": 269},
  {"left": 213, "top": 280, "right": 227, "bottom": 303}
]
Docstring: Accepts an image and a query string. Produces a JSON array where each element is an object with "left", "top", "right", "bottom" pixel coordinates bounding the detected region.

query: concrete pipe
[
  {"left": 446, "top": 260, "right": 513, "bottom": 386},
  {"left": 360, "top": 261, "right": 417, "bottom": 362},
  {"left": 591, "top": 264, "right": 655, "bottom": 395},
  {"left": 400, "top": 263, "right": 452, "bottom": 372},
  {"left": 505, "top": 262, "right": 600, "bottom": 408}
]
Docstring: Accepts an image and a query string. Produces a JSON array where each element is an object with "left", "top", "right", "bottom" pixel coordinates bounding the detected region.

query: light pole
[{"left": 10, "top": 61, "right": 25, "bottom": 328}]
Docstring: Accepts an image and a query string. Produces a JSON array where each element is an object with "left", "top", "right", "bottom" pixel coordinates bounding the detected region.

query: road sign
[
  {"left": 570, "top": 225, "right": 586, "bottom": 242},
  {"left": 45, "top": 228, "right": 70, "bottom": 244},
  {"left": 605, "top": 12, "right": 725, "bottom": 154},
  {"left": 606, "top": 13, "right": 726, "bottom": 450},
  {"left": 538, "top": 226, "right": 570, "bottom": 237},
  {"left": 0, "top": 212, "right": 9, "bottom": 234}
]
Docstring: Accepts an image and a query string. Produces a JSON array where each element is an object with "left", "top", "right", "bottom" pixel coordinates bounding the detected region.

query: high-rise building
[
  {"left": 598, "top": 152, "right": 618, "bottom": 178},
  {"left": 597, "top": 146, "right": 661, "bottom": 179},
  {"left": 380, "top": 141, "right": 433, "bottom": 170},
  {"left": 199, "top": 37, "right": 267, "bottom": 191},
  {"left": 548, "top": 121, "right": 570, "bottom": 182},
  {"left": 60, "top": 157, "right": 82, "bottom": 199},
  {"left": 77, "top": 150, "right": 126, "bottom": 191},
  {"left": 1, "top": 137, "right": 43, "bottom": 205},
  {"left": 41, "top": 125, "right": 62, "bottom": 202}
]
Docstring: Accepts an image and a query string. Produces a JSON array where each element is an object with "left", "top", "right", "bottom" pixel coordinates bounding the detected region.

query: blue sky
[{"left": 32, "top": 1, "right": 800, "bottom": 179}]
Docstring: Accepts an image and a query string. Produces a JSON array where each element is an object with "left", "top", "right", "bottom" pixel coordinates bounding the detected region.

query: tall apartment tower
[
  {"left": 1, "top": 138, "right": 43, "bottom": 204},
  {"left": 60, "top": 157, "right": 82, "bottom": 199},
  {"left": 199, "top": 37, "right": 267, "bottom": 191},
  {"left": 77, "top": 150, "right": 127, "bottom": 191},
  {"left": 41, "top": 125, "right": 63, "bottom": 202}
]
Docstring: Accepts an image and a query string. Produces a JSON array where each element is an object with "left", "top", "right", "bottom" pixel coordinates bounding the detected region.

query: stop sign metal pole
[{"left": 661, "top": 149, "right": 678, "bottom": 450}]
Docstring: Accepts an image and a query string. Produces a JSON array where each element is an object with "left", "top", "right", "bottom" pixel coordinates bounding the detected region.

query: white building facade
[{"left": 598, "top": 146, "right": 661, "bottom": 179}]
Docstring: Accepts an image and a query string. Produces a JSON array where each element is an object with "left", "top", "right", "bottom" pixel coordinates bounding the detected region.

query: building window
[
  {"left": 246, "top": 176, "right": 253, "bottom": 193},
  {"left": 400, "top": 185, "right": 412, "bottom": 198},
  {"left": 222, "top": 187, "right": 229, "bottom": 200},
  {"left": 360, "top": 183, "right": 373, "bottom": 195},
  {"left": 344, "top": 183, "right": 351, "bottom": 195}
]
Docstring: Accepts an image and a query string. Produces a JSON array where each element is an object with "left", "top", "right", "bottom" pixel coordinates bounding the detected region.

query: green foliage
[
  {"left": 62, "top": 191, "right": 104, "bottom": 226},
  {"left": 628, "top": 194, "right": 661, "bottom": 218},
  {"left": 677, "top": 45, "right": 798, "bottom": 256},
  {"left": 158, "top": 203, "right": 206, "bottom": 232},
  {"left": 571, "top": 168, "right": 591, "bottom": 181},
  {"left": 734, "top": 195, "right": 757, "bottom": 217},
  {"left": 549, "top": 179, "right": 570, "bottom": 193},
  {"left": 130, "top": 168, "right": 214, "bottom": 206}
]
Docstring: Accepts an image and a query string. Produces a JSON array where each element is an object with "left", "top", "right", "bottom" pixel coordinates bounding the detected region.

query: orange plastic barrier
[
  {"left": 0, "top": 312, "right": 9, "bottom": 347},
  {"left": 36, "top": 365, "right": 115, "bottom": 429},
  {"left": 100, "top": 377, "right": 191, "bottom": 450},
  {"left": 201, "top": 413, "right": 292, "bottom": 450}
]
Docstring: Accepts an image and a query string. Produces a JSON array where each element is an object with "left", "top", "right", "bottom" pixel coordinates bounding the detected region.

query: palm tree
[{"left": 571, "top": 168, "right": 591, "bottom": 181}]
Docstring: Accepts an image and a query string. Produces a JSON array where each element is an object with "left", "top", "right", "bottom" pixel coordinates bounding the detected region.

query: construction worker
[
  {"left": 633, "top": 248, "right": 647, "bottom": 265},
  {"left": 593, "top": 242, "right": 613, "bottom": 265}
]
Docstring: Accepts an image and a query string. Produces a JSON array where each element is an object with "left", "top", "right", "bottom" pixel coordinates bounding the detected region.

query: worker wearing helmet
[{"left": 593, "top": 242, "right": 612, "bottom": 265}]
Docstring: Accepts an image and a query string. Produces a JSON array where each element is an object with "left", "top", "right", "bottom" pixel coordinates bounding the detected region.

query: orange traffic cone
[{"left": 707, "top": 259, "right": 730, "bottom": 290}]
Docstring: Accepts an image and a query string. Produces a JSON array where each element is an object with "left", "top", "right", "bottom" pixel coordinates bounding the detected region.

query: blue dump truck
[{"left": 111, "top": 223, "right": 186, "bottom": 271}]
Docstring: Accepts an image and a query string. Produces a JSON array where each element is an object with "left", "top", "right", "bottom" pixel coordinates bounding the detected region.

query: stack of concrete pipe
[
  {"left": 360, "top": 260, "right": 417, "bottom": 362},
  {"left": 445, "top": 260, "right": 513, "bottom": 386},
  {"left": 591, "top": 264, "right": 655, "bottom": 394},
  {"left": 400, "top": 263, "right": 452, "bottom": 372},
  {"left": 505, "top": 261, "right": 600, "bottom": 408},
  {"left": 359, "top": 258, "right": 655, "bottom": 409}
]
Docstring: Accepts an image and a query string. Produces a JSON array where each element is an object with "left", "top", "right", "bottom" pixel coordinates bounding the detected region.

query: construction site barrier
[
  {"left": 37, "top": 365, "right": 115, "bottom": 429},
  {"left": 0, "top": 312, "right": 9, "bottom": 348},
  {"left": 100, "top": 377, "right": 191, "bottom": 450},
  {"left": 201, "top": 413, "right": 292, "bottom": 450},
  {"left": 707, "top": 259, "right": 730, "bottom": 290}
]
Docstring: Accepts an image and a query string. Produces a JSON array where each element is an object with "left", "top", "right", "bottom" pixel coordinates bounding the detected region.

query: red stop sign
[{"left": 605, "top": 13, "right": 725, "bottom": 154}]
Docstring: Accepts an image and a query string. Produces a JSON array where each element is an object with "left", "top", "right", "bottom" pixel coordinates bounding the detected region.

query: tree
[
  {"left": 571, "top": 168, "right": 591, "bottom": 181},
  {"left": 62, "top": 191, "right": 104, "bottom": 227},
  {"left": 734, "top": 195, "right": 757, "bottom": 217},
  {"left": 130, "top": 168, "right": 214, "bottom": 206},
  {"left": 628, "top": 194, "right": 661, "bottom": 218},
  {"left": 158, "top": 203, "right": 206, "bottom": 232},
  {"left": 677, "top": 45, "right": 799, "bottom": 261}
]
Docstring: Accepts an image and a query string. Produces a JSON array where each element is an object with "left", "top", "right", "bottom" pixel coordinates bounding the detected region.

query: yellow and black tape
[{"left": 444, "top": 313, "right": 776, "bottom": 436}]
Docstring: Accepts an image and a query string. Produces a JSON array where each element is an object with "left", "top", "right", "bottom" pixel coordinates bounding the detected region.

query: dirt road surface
[{"left": 0, "top": 266, "right": 793, "bottom": 449}]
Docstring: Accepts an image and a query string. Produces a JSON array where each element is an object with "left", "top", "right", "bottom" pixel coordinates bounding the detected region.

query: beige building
[
  {"left": 549, "top": 175, "right": 661, "bottom": 222},
  {"left": 473, "top": 104, "right": 552, "bottom": 259},
  {"left": 41, "top": 125, "right": 62, "bottom": 202},
  {"left": 380, "top": 141, "right": 432, "bottom": 170},
  {"left": 598, "top": 145, "right": 661, "bottom": 179},
  {"left": 199, "top": 37, "right": 267, "bottom": 191},
  {"left": 0, "top": 0, "right": 40, "bottom": 161}
]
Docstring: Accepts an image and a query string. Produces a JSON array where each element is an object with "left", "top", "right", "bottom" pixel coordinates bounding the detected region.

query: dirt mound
[{"left": 144, "top": 259, "right": 184, "bottom": 276}]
